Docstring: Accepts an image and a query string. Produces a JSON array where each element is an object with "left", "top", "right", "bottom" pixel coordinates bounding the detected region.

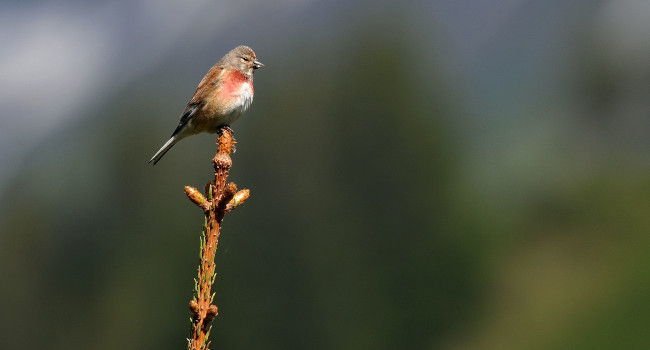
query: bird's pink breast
[
  {"left": 210, "top": 70, "right": 254, "bottom": 122},
  {"left": 222, "top": 70, "right": 254, "bottom": 97}
]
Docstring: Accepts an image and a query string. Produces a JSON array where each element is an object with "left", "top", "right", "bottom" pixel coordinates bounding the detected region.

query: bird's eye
[{"left": 241, "top": 57, "right": 250, "bottom": 62}]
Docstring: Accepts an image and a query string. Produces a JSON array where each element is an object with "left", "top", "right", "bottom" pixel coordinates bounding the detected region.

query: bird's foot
[{"left": 218, "top": 125, "right": 234, "bottom": 136}]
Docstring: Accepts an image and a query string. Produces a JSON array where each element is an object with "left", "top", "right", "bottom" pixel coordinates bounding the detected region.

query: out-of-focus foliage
[{"left": 1, "top": 1, "right": 649, "bottom": 349}]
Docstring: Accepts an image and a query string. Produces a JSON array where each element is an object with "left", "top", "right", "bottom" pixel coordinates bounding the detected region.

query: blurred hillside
[{"left": 1, "top": 1, "right": 650, "bottom": 349}]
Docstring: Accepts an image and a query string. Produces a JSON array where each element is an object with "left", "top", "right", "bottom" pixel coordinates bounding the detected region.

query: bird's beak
[{"left": 253, "top": 60, "right": 264, "bottom": 69}]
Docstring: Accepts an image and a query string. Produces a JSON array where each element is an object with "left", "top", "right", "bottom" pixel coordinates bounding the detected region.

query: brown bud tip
[
  {"left": 225, "top": 189, "right": 251, "bottom": 211},
  {"left": 189, "top": 299, "right": 200, "bottom": 317},
  {"left": 225, "top": 182, "right": 238, "bottom": 196},
  {"left": 204, "top": 304, "right": 219, "bottom": 325},
  {"left": 184, "top": 186, "right": 210, "bottom": 210},
  {"left": 217, "top": 127, "right": 236, "bottom": 153},
  {"left": 233, "top": 189, "right": 250, "bottom": 205},
  {"left": 208, "top": 305, "right": 218, "bottom": 316},
  {"left": 213, "top": 153, "right": 232, "bottom": 169}
]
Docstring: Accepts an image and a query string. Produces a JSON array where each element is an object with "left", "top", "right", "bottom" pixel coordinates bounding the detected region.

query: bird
[{"left": 149, "top": 45, "right": 264, "bottom": 165}]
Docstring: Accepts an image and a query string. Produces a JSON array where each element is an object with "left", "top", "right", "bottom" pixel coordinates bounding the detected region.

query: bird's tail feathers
[{"left": 149, "top": 136, "right": 180, "bottom": 165}]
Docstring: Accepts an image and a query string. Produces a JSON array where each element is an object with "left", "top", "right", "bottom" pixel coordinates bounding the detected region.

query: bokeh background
[{"left": 2, "top": 1, "right": 650, "bottom": 349}]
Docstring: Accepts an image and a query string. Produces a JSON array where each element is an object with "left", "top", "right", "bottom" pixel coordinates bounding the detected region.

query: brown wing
[
  {"left": 171, "top": 64, "right": 224, "bottom": 137},
  {"left": 190, "top": 64, "right": 224, "bottom": 104}
]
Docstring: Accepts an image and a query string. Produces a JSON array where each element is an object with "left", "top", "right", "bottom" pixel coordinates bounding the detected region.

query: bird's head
[{"left": 223, "top": 45, "right": 264, "bottom": 77}]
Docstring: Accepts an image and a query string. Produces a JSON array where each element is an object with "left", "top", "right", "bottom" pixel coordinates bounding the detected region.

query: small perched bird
[{"left": 149, "top": 45, "right": 264, "bottom": 164}]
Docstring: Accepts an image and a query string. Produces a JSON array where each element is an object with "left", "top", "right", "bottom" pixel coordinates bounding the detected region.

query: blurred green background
[{"left": 1, "top": 1, "right": 650, "bottom": 349}]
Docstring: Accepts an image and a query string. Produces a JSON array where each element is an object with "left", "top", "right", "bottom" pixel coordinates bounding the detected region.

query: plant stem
[{"left": 184, "top": 127, "right": 250, "bottom": 350}]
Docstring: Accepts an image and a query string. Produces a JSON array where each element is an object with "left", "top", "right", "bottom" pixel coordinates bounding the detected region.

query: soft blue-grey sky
[{"left": 1, "top": 0, "right": 648, "bottom": 187}]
